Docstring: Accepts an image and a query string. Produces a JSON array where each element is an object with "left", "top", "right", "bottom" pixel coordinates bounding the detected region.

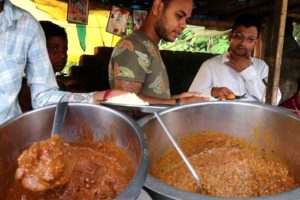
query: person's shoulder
[
  {"left": 8, "top": 3, "right": 41, "bottom": 30},
  {"left": 120, "top": 31, "right": 141, "bottom": 42},
  {"left": 114, "top": 32, "right": 149, "bottom": 53},
  {"left": 251, "top": 57, "right": 269, "bottom": 68},
  {"left": 125, "top": 31, "right": 149, "bottom": 48},
  {"left": 202, "top": 54, "right": 223, "bottom": 66},
  {"left": 8, "top": 2, "right": 35, "bottom": 21}
]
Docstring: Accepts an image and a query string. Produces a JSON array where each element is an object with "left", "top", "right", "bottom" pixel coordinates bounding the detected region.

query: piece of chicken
[
  {"left": 15, "top": 135, "right": 77, "bottom": 192},
  {"left": 60, "top": 148, "right": 131, "bottom": 200}
]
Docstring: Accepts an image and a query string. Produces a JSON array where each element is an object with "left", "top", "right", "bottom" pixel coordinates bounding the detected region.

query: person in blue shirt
[{"left": 0, "top": 0, "right": 125, "bottom": 125}]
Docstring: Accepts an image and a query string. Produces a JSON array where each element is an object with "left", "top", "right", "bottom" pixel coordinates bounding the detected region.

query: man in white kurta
[{"left": 189, "top": 14, "right": 281, "bottom": 104}]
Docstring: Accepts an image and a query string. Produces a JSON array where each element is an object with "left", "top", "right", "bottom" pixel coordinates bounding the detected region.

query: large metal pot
[
  {"left": 0, "top": 103, "right": 148, "bottom": 200},
  {"left": 138, "top": 101, "right": 300, "bottom": 200}
]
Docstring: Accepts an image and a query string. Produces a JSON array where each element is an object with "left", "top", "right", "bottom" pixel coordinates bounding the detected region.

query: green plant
[
  {"left": 293, "top": 22, "right": 300, "bottom": 46},
  {"left": 159, "top": 29, "right": 229, "bottom": 53}
]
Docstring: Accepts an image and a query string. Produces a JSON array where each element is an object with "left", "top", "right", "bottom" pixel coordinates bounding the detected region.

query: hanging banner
[
  {"left": 67, "top": 0, "right": 89, "bottom": 24},
  {"left": 106, "top": 5, "right": 130, "bottom": 37},
  {"left": 133, "top": 10, "right": 147, "bottom": 30},
  {"left": 76, "top": 24, "right": 87, "bottom": 52}
]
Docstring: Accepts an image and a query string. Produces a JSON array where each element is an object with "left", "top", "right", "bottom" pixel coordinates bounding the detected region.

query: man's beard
[
  {"left": 155, "top": 19, "right": 171, "bottom": 42},
  {"left": 231, "top": 45, "right": 249, "bottom": 57}
]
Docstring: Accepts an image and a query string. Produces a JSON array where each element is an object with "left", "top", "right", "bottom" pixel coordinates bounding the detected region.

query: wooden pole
[{"left": 266, "top": 0, "right": 288, "bottom": 105}]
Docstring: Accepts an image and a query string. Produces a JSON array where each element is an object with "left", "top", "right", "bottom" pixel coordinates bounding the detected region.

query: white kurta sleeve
[{"left": 239, "top": 61, "right": 281, "bottom": 105}]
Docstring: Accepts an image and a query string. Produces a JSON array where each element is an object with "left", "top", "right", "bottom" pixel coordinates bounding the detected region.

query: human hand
[
  {"left": 176, "top": 91, "right": 203, "bottom": 98},
  {"left": 225, "top": 51, "right": 251, "bottom": 72},
  {"left": 211, "top": 87, "right": 235, "bottom": 99},
  {"left": 180, "top": 96, "right": 209, "bottom": 104},
  {"left": 93, "top": 90, "right": 128, "bottom": 104}
]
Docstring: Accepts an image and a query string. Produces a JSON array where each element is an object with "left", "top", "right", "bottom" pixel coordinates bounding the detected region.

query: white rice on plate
[{"left": 107, "top": 93, "right": 149, "bottom": 106}]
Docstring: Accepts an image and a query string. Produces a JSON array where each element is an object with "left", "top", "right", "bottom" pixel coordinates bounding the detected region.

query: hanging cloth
[{"left": 76, "top": 24, "right": 86, "bottom": 52}]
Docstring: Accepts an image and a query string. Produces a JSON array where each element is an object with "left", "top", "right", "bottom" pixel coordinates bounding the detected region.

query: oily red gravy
[
  {"left": 4, "top": 136, "right": 134, "bottom": 200},
  {"left": 151, "top": 132, "right": 299, "bottom": 198}
]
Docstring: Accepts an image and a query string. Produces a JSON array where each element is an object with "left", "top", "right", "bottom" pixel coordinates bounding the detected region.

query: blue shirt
[{"left": 0, "top": 1, "right": 65, "bottom": 124}]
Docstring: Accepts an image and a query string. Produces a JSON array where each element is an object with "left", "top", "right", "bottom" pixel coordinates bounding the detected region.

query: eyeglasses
[{"left": 231, "top": 32, "right": 257, "bottom": 43}]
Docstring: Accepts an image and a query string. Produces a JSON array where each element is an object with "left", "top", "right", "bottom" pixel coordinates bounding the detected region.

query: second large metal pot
[
  {"left": 138, "top": 101, "right": 300, "bottom": 200},
  {"left": 0, "top": 103, "right": 148, "bottom": 200}
]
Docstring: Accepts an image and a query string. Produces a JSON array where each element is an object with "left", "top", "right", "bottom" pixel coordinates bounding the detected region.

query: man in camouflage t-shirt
[
  {"left": 108, "top": 0, "right": 207, "bottom": 105},
  {"left": 109, "top": 30, "right": 170, "bottom": 99}
]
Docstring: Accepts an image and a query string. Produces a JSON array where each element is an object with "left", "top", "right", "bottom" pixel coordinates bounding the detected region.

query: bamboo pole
[{"left": 266, "top": 0, "right": 288, "bottom": 105}]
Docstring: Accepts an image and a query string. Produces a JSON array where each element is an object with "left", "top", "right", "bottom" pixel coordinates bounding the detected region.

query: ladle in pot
[
  {"left": 154, "top": 112, "right": 203, "bottom": 193},
  {"left": 51, "top": 102, "right": 68, "bottom": 136}
]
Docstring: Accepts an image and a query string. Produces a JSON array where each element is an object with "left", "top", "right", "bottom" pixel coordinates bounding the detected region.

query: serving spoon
[
  {"left": 51, "top": 102, "right": 68, "bottom": 136},
  {"left": 154, "top": 112, "right": 204, "bottom": 193}
]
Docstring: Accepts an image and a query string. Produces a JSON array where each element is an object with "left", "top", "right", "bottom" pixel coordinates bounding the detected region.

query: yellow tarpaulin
[{"left": 11, "top": 0, "right": 121, "bottom": 65}]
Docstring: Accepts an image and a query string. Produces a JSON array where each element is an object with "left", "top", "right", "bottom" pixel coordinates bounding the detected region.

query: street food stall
[{"left": 1, "top": 0, "right": 300, "bottom": 199}]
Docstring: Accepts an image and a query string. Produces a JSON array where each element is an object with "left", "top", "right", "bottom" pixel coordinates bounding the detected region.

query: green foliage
[
  {"left": 293, "top": 22, "right": 300, "bottom": 46},
  {"left": 159, "top": 29, "right": 229, "bottom": 54},
  {"left": 126, "top": 15, "right": 134, "bottom": 35},
  {"left": 209, "top": 36, "right": 229, "bottom": 54}
]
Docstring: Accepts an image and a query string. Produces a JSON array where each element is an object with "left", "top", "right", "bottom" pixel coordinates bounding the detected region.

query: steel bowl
[
  {"left": 0, "top": 103, "right": 148, "bottom": 200},
  {"left": 138, "top": 101, "right": 300, "bottom": 200}
]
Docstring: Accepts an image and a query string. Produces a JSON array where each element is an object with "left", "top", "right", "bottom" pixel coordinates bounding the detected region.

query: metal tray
[{"left": 99, "top": 101, "right": 170, "bottom": 113}]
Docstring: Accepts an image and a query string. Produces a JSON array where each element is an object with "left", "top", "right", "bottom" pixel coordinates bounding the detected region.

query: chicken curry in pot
[
  {"left": 151, "top": 132, "right": 299, "bottom": 198},
  {"left": 4, "top": 135, "right": 134, "bottom": 200}
]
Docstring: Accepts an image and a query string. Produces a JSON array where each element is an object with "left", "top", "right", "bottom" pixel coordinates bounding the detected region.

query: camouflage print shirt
[{"left": 108, "top": 30, "right": 170, "bottom": 99}]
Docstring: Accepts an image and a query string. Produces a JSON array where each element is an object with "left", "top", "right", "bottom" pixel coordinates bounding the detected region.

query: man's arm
[
  {"left": 239, "top": 60, "right": 281, "bottom": 104},
  {"left": 28, "top": 22, "right": 127, "bottom": 107},
  {"left": 138, "top": 94, "right": 208, "bottom": 105},
  {"left": 26, "top": 20, "right": 65, "bottom": 108},
  {"left": 114, "top": 80, "right": 208, "bottom": 105},
  {"left": 114, "top": 79, "right": 142, "bottom": 94},
  {"left": 60, "top": 90, "right": 129, "bottom": 104},
  {"left": 114, "top": 79, "right": 176, "bottom": 105}
]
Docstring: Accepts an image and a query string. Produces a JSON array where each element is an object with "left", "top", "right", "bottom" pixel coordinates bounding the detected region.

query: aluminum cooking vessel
[
  {"left": 138, "top": 101, "right": 300, "bottom": 200},
  {"left": 0, "top": 103, "right": 148, "bottom": 200}
]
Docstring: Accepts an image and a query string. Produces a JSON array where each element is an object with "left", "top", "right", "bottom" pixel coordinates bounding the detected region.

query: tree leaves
[{"left": 159, "top": 29, "right": 229, "bottom": 53}]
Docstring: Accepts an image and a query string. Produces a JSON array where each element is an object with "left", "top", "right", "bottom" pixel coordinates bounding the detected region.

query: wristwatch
[{"left": 175, "top": 98, "right": 181, "bottom": 105}]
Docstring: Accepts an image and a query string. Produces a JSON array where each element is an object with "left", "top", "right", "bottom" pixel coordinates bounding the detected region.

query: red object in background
[
  {"left": 279, "top": 94, "right": 300, "bottom": 116},
  {"left": 133, "top": 10, "right": 147, "bottom": 30},
  {"left": 106, "top": 5, "right": 130, "bottom": 37}
]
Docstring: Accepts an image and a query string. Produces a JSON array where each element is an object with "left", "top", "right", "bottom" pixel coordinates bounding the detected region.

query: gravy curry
[
  {"left": 5, "top": 135, "right": 134, "bottom": 200},
  {"left": 151, "top": 132, "right": 299, "bottom": 197}
]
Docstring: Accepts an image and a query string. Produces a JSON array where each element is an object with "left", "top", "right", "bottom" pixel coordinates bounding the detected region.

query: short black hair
[
  {"left": 162, "top": 0, "right": 193, "bottom": 9},
  {"left": 232, "top": 13, "right": 261, "bottom": 36},
  {"left": 162, "top": 0, "right": 173, "bottom": 9},
  {"left": 39, "top": 21, "right": 67, "bottom": 41}
]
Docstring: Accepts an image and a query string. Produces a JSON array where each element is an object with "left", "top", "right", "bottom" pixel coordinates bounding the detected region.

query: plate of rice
[{"left": 100, "top": 93, "right": 169, "bottom": 115}]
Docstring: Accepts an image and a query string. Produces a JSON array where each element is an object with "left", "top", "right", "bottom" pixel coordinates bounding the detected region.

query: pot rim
[{"left": 138, "top": 101, "right": 300, "bottom": 126}]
